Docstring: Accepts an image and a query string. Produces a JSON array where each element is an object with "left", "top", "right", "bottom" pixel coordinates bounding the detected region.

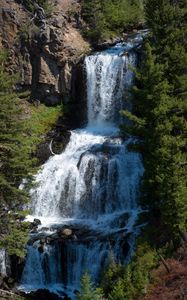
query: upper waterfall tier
[{"left": 85, "top": 44, "right": 136, "bottom": 129}]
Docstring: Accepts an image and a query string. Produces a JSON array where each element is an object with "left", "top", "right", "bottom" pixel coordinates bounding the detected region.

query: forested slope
[
  {"left": 0, "top": 0, "right": 186, "bottom": 299},
  {"left": 81, "top": 0, "right": 144, "bottom": 42}
]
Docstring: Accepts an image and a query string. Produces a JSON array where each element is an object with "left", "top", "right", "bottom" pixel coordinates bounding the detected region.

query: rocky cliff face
[{"left": 0, "top": 0, "right": 90, "bottom": 117}]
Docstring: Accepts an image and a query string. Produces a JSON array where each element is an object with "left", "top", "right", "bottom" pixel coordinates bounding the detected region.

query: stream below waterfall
[{"left": 19, "top": 32, "right": 146, "bottom": 299}]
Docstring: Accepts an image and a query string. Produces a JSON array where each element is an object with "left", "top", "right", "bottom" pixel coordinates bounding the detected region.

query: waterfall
[
  {"left": 20, "top": 35, "right": 144, "bottom": 298},
  {"left": 85, "top": 50, "right": 136, "bottom": 128}
]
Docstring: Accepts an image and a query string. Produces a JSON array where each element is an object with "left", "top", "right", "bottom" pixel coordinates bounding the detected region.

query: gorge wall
[{"left": 0, "top": 0, "right": 90, "bottom": 125}]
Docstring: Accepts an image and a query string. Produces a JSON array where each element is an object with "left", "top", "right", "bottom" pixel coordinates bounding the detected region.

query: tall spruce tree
[
  {"left": 0, "top": 52, "right": 33, "bottom": 257},
  {"left": 122, "top": 0, "right": 187, "bottom": 240}
]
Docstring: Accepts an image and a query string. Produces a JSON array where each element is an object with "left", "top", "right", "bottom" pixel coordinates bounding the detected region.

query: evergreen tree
[
  {"left": 103, "top": 244, "right": 157, "bottom": 300},
  {"left": 122, "top": 0, "right": 187, "bottom": 240},
  {"left": 109, "top": 278, "right": 129, "bottom": 300},
  {"left": 144, "top": 0, "right": 187, "bottom": 92},
  {"left": 77, "top": 273, "right": 103, "bottom": 300},
  {"left": 101, "top": 258, "right": 125, "bottom": 296},
  {"left": 0, "top": 52, "right": 33, "bottom": 257}
]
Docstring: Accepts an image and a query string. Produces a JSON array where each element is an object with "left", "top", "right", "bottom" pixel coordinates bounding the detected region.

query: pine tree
[
  {"left": 122, "top": 0, "right": 187, "bottom": 240},
  {"left": 77, "top": 273, "right": 103, "bottom": 300},
  {"left": 108, "top": 279, "right": 128, "bottom": 300},
  {"left": 0, "top": 52, "right": 33, "bottom": 257},
  {"left": 145, "top": 0, "right": 187, "bottom": 92}
]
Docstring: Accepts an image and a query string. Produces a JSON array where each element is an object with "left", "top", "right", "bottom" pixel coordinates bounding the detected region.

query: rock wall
[{"left": 0, "top": 0, "right": 90, "bottom": 113}]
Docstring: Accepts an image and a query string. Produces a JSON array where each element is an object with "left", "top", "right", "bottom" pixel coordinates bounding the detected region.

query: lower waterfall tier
[
  {"left": 30, "top": 129, "right": 143, "bottom": 220},
  {"left": 20, "top": 215, "right": 141, "bottom": 298},
  {"left": 20, "top": 128, "right": 143, "bottom": 298}
]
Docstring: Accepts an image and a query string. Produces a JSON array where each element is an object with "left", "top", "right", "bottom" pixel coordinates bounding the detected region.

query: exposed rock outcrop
[{"left": 0, "top": 0, "right": 90, "bottom": 117}]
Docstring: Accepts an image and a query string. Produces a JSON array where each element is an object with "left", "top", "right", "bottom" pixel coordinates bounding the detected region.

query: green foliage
[
  {"left": 0, "top": 71, "right": 32, "bottom": 206},
  {"left": 109, "top": 278, "right": 130, "bottom": 300},
  {"left": 22, "top": 102, "right": 61, "bottom": 154},
  {"left": 100, "top": 257, "right": 125, "bottom": 296},
  {"left": 0, "top": 53, "right": 61, "bottom": 257},
  {"left": 0, "top": 52, "right": 34, "bottom": 256},
  {"left": 121, "top": 0, "right": 187, "bottom": 240},
  {"left": 102, "top": 244, "right": 157, "bottom": 300},
  {"left": 77, "top": 273, "right": 104, "bottom": 300},
  {"left": 81, "top": 0, "right": 144, "bottom": 42},
  {"left": 20, "top": 0, "right": 50, "bottom": 13},
  {"left": 144, "top": 0, "right": 187, "bottom": 92},
  {"left": 2, "top": 220, "right": 29, "bottom": 258}
]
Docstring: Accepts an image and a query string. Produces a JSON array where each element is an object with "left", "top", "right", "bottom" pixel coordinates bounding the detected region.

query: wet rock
[
  {"left": 35, "top": 142, "right": 51, "bottom": 164},
  {"left": 30, "top": 226, "right": 38, "bottom": 234},
  {"left": 45, "top": 95, "right": 60, "bottom": 106},
  {"left": 33, "top": 218, "right": 41, "bottom": 226},
  {"left": 94, "top": 37, "right": 123, "bottom": 51},
  {"left": 40, "top": 238, "right": 46, "bottom": 244},
  {"left": 62, "top": 229, "right": 73, "bottom": 236},
  {"left": 37, "top": 238, "right": 47, "bottom": 252},
  {"left": 38, "top": 245, "right": 45, "bottom": 253},
  {"left": 63, "top": 296, "right": 71, "bottom": 300},
  {"left": 9, "top": 254, "right": 25, "bottom": 283},
  {"left": 74, "top": 289, "right": 79, "bottom": 296},
  {"left": 121, "top": 239, "right": 130, "bottom": 258},
  {"left": 23, "top": 289, "right": 64, "bottom": 300},
  {"left": 58, "top": 228, "right": 73, "bottom": 238},
  {"left": 135, "top": 211, "right": 149, "bottom": 227},
  {"left": 30, "top": 219, "right": 41, "bottom": 232},
  {"left": 36, "top": 127, "right": 71, "bottom": 164}
]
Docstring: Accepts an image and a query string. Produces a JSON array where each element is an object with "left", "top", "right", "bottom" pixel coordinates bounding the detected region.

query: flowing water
[{"left": 19, "top": 33, "right": 145, "bottom": 298}]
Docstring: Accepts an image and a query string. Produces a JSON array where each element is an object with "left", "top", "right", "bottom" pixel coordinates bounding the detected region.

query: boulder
[
  {"left": 33, "top": 218, "right": 41, "bottom": 226},
  {"left": 22, "top": 289, "right": 65, "bottom": 300},
  {"left": 59, "top": 228, "right": 73, "bottom": 237}
]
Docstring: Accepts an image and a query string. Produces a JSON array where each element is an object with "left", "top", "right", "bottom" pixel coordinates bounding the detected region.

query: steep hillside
[{"left": 0, "top": 0, "right": 90, "bottom": 107}]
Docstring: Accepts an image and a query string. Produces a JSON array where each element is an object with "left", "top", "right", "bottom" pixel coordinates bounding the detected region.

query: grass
[{"left": 20, "top": 99, "right": 62, "bottom": 155}]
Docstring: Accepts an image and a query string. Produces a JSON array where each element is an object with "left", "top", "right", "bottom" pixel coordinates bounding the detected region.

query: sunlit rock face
[{"left": 0, "top": 0, "right": 89, "bottom": 110}]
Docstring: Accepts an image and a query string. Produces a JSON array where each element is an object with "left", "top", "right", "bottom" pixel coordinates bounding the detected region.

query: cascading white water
[
  {"left": 31, "top": 133, "right": 141, "bottom": 221},
  {"left": 86, "top": 50, "right": 135, "bottom": 128},
  {"left": 20, "top": 35, "right": 145, "bottom": 298}
]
